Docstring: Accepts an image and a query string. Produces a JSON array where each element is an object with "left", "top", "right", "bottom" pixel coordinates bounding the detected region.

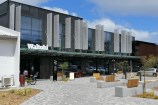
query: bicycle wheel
[{"left": 30, "top": 77, "right": 37, "bottom": 85}]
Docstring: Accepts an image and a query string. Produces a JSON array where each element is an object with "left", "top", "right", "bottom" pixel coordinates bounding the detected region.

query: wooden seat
[
  {"left": 127, "top": 79, "right": 139, "bottom": 88},
  {"left": 105, "top": 75, "right": 115, "bottom": 82},
  {"left": 93, "top": 73, "right": 103, "bottom": 80}
]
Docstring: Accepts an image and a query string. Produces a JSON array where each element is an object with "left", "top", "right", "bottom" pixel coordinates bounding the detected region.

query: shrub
[
  {"left": 15, "top": 88, "right": 33, "bottom": 96},
  {"left": 1, "top": 93, "right": 7, "bottom": 97},
  {"left": 136, "top": 90, "right": 158, "bottom": 99}
]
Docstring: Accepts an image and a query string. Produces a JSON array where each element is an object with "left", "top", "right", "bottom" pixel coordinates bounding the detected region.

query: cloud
[
  {"left": 0, "top": 0, "right": 49, "bottom": 5},
  {"left": 43, "top": 6, "right": 77, "bottom": 16},
  {"left": 86, "top": 18, "right": 158, "bottom": 44},
  {"left": 88, "top": 0, "right": 158, "bottom": 16}
]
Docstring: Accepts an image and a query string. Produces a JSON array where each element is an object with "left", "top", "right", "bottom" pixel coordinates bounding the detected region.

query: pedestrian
[
  {"left": 23, "top": 70, "right": 28, "bottom": 77},
  {"left": 31, "top": 65, "right": 35, "bottom": 75}
]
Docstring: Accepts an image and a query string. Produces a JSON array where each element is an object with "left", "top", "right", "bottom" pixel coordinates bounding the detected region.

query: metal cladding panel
[
  {"left": 100, "top": 25, "right": 104, "bottom": 51},
  {"left": 80, "top": 20, "right": 83, "bottom": 49},
  {"left": 82, "top": 22, "right": 88, "bottom": 50},
  {"left": 74, "top": 20, "right": 81, "bottom": 49},
  {"left": 127, "top": 32, "right": 132, "bottom": 53},
  {"left": 53, "top": 15, "right": 59, "bottom": 47},
  {"left": 15, "top": 5, "right": 21, "bottom": 32},
  {"left": 121, "top": 30, "right": 127, "bottom": 53},
  {"left": 95, "top": 25, "right": 100, "bottom": 51},
  {"left": 129, "top": 35, "right": 133, "bottom": 53},
  {"left": 114, "top": 29, "right": 120, "bottom": 53},
  {"left": 126, "top": 34, "right": 129, "bottom": 53},
  {"left": 9, "top": 4, "right": 15, "bottom": 30},
  {"left": 47, "top": 13, "right": 52, "bottom": 47},
  {"left": 98, "top": 26, "right": 102, "bottom": 51},
  {"left": 65, "top": 17, "right": 71, "bottom": 48}
]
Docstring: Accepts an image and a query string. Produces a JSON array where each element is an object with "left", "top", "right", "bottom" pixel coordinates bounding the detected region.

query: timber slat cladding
[
  {"left": 93, "top": 73, "right": 103, "bottom": 80},
  {"left": 105, "top": 75, "right": 115, "bottom": 82},
  {"left": 127, "top": 79, "right": 139, "bottom": 88}
]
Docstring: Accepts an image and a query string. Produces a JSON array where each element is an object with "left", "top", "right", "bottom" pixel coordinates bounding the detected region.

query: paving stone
[{"left": 21, "top": 77, "right": 158, "bottom": 105}]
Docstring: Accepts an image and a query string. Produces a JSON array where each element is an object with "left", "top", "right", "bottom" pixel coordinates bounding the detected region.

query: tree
[
  {"left": 59, "top": 62, "right": 68, "bottom": 80},
  {"left": 116, "top": 61, "right": 130, "bottom": 79},
  {"left": 141, "top": 55, "right": 158, "bottom": 94}
]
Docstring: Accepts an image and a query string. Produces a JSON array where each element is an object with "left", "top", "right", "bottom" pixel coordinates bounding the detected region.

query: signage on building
[{"left": 27, "top": 44, "right": 48, "bottom": 50}]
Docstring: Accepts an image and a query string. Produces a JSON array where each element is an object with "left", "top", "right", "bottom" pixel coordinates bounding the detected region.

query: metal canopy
[{"left": 20, "top": 48, "right": 141, "bottom": 60}]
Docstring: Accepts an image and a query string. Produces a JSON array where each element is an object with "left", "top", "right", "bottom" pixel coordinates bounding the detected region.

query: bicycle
[{"left": 26, "top": 72, "right": 38, "bottom": 85}]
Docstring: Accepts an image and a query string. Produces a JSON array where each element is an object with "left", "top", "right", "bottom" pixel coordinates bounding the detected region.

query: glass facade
[
  {"left": 104, "top": 32, "right": 113, "bottom": 54},
  {"left": 21, "top": 16, "right": 42, "bottom": 46},
  {"left": 88, "top": 29, "right": 93, "bottom": 51},
  {"left": 59, "top": 23, "right": 65, "bottom": 50}
]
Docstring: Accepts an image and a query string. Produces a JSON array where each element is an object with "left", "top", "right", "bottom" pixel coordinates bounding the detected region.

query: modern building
[
  {"left": 0, "top": 0, "right": 140, "bottom": 79},
  {"left": 133, "top": 40, "right": 158, "bottom": 57}
]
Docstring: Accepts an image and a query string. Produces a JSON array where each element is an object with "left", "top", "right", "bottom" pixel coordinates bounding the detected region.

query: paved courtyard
[{"left": 21, "top": 76, "right": 158, "bottom": 105}]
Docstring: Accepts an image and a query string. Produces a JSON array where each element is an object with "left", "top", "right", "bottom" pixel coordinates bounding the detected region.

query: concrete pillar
[
  {"left": 82, "top": 22, "right": 88, "bottom": 50},
  {"left": 65, "top": 17, "right": 71, "bottom": 48},
  {"left": 53, "top": 15, "right": 59, "bottom": 47},
  {"left": 74, "top": 20, "right": 81, "bottom": 49},
  {"left": 114, "top": 29, "right": 120, "bottom": 53},
  {"left": 47, "top": 13, "right": 53, "bottom": 47},
  {"left": 9, "top": 3, "right": 15, "bottom": 30},
  {"left": 121, "top": 30, "right": 127, "bottom": 53},
  {"left": 15, "top": 5, "right": 21, "bottom": 32}
]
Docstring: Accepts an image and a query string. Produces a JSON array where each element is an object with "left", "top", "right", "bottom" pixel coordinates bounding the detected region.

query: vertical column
[
  {"left": 74, "top": 20, "right": 81, "bottom": 49},
  {"left": 9, "top": 3, "right": 15, "bottom": 30},
  {"left": 114, "top": 29, "right": 120, "bottom": 53},
  {"left": 127, "top": 32, "right": 132, "bottom": 54},
  {"left": 47, "top": 13, "right": 53, "bottom": 47},
  {"left": 82, "top": 22, "right": 88, "bottom": 50},
  {"left": 126, "top": 32, "right": 129, "bottom": 53},
  {"left": 101, "top": 25, "right": 104, "bottom": 51},
  {"left": 80, "top": 20, "right": 83, "bottom": 49},
  {"left": 98, "top": 25, "right": 101, "bottom": 51},
  {"left": 121, "top": 30, "right": 127, "bottom": 53},
  {"left": 15, "top": 5, "right": 21, "bottom": 32},
  {"left": 95, "top": 25, "right": 100, "bottom": 51},
  {"left": 95, "top": 25, "right": 104, "bottom": 51},
  {"left": 53, "top": 15, "right": 59, "bottom": 47},
  {"left": 65, "top": 17, "right": 71, "bottom": 48}
]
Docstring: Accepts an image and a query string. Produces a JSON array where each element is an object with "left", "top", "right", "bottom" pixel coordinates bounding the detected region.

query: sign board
[
  {"left": 69, "top": 72, "right": 75, "bottom": 80},
  {"left": 27, "top": 44, "right": 48, "bottom": 50}
]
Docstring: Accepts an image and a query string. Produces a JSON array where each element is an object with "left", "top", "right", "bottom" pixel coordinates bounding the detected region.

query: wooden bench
[
  {"left": 93, "top": 73, "right": 103, "bottom": 80},
  {"left": 105, "top": 75, "right": 115, "bottom": 82},
  {"left": 115, "top": 78, "right": 141, "bottom": 97}
]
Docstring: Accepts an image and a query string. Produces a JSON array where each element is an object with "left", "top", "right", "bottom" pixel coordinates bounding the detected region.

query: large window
[
  {"left": 21, "top": 16, "right": 42, "bottom": 46},
  {"left": 104, "top": 32, "right": 113, "bottom": 54},
  {"left": 59, "top": 23, "right": 65, "bottom": 50},
  {"left": 88, "top": 29, "right": 93, "bottom": 51}
]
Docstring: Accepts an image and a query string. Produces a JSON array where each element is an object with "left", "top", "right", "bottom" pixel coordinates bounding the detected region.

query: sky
[{"left": 1, "top": 0, "right": 158, "bottom": 44}]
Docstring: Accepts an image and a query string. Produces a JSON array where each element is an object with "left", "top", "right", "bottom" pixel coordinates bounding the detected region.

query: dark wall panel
[
  {"left": 40, "top": 57, "right": 53, "bottom": 79},
  {"left": 0, "top": 13, "right": 9, "bottom": 28}
]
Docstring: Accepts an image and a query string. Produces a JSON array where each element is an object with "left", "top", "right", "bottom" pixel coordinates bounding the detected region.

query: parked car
[
  {"left": 86, "top": 66, "right": 95, "bottom": 73},
  {"left": 87, "top": 66, "right": 105, "bottom": 74},
  {"left": 137, "top": 68, "right": 158, "bottom": 77}
]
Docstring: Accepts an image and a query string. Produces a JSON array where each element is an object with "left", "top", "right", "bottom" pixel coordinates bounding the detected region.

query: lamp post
[{"left": 112, "top": 59, "right": 115, "bottom": 75}]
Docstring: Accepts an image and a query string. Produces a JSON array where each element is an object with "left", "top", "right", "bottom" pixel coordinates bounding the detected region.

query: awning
[{"left": 20, "top": 48, "right": 141, "bottom": 60}]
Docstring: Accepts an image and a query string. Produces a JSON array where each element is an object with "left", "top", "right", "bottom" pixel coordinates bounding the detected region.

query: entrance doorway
[{"left": 20, "top": 56, "right": 40, "bottom": 78}]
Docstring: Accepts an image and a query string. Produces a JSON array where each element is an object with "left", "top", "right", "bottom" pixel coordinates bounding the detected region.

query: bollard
[
  {"left": 125, "top": 72, "right": 127, "bottom": 79},
  {"left": 139, "top": 72, "right": 142, "bottom": 81}
]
